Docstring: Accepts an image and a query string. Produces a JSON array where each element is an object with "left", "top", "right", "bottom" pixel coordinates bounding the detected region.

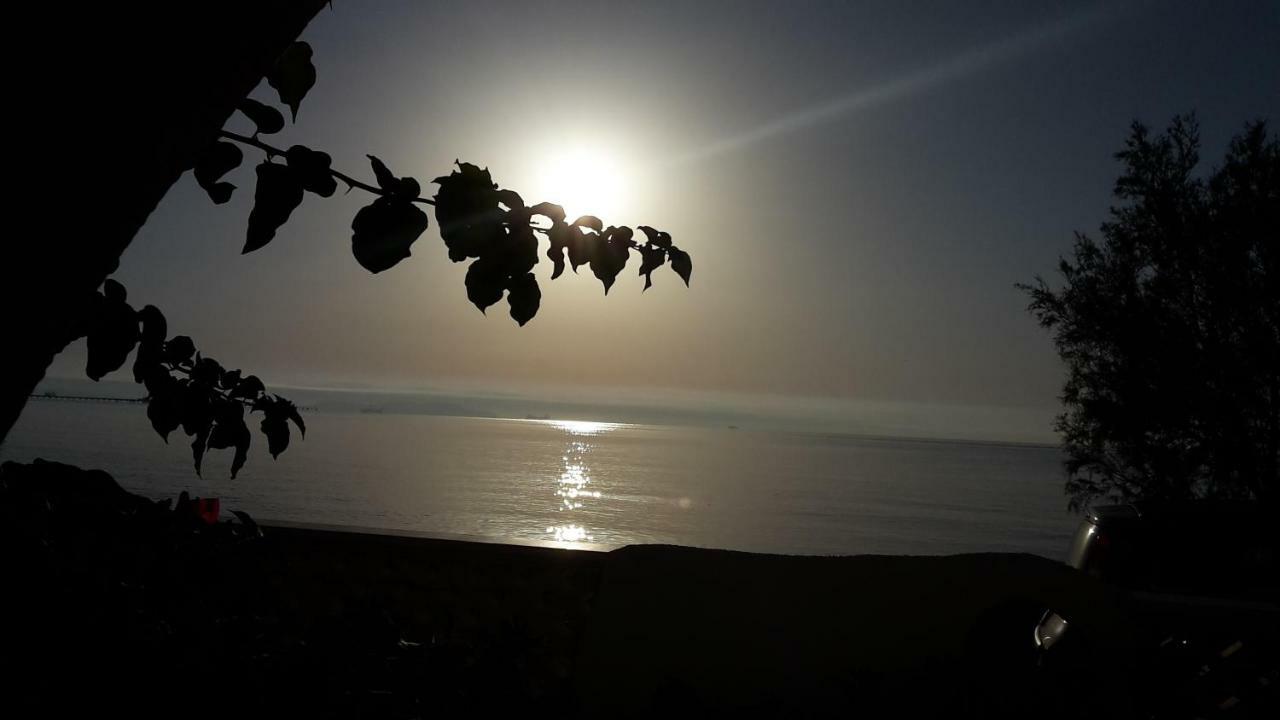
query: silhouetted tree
[
  {"left": 1020, "top": 116, "right": 1278, "bottom": 511},
  {"left": 7, "top": 2, "right": 329, "bottom": 442},
  {"left": 5, "top": 5, "right": 691, "bottom": 481}
]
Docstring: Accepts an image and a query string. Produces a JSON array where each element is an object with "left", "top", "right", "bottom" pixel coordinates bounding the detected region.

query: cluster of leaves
[
  {"left": 85, "top": 280, "right": 303, "bottom": 478},
  {"left": 191, "top": 41, "right": 692, "bottom": 327},
  {"left": 192, "top": 41, "right": 333, "bottom": 255},
  {"left": 194, "top": 97, "right": 338, "bottom": 256},
  {"left": 352, "top": 155, "right": 430, "bottom": 273},
  {"left": 435, "top": 162, "right": 692, "bottom": 325},
  {"left": 1020, "top": 116, "right": 1279, "bottom": 510}
]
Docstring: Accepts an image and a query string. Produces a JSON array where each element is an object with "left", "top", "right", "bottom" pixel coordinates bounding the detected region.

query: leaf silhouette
[
  {"left": 286, "top": 145, "right": 337, "bottom": 197},
  {"left": 351, "top": 197, "right": 429, "bottom": 273},
  {"left": 505, "top": 220, "right": 540, "bottom": 277},
  {"left": 146, "top": 382, "right": 181, "bottom": 442},
  {"left": 208, "top": 402, "right": 251, "bottom": 478},
  {"left": 260, "top": 413, "right": 288, "bottom": 458},
  {"left": 230, "top": 375, "right": 265, "bottom": 400},
  {"left": 139, "top": 362, "right": 170, "bottom": 397},
  {"left": 283, "top": 399, "right": 306, "bottom": 438},
  {"left": 191, "top": 424, "right": 212, "bottom": 477},
  {"left": 237, "top": 98, "right": 285, "bottom": 135},
  {"left": 193, "top": 141, "right": 243, "bottom": 204},
  {"left": 530, "top": 202, "right": 566, "bottom": 224},
  {"left": 249, "top": 395, "right": 302, "bottom": 460},
  {"left": 590, "top": 226, "right": 632, "bottom": 294},
  {"left": 190, "top": 356, "right": 224, "bottom": 387},
  {"left": 434, "top": 162, "right": 504, "bottom": 261},
  {"left": 369, "top": 155, "right": 398, "bottom": 192},
  {"left": 367, "top": 155, "right": 420, "bottom": 199},
  {"left": 396, "top": 177, "right": 421, "bottom": 200},
  {"left": 245, "top": 161, "right": 304, "bottom": 253},
  {"left": 573, "top": 215, "right": 604, "bottom": 232},
  {"left": 638, "top": 245, "right": 666, "bottom": 291},
  {"left": 85, "top": 286, "right": 138, "bottom": 381},
  {"left": 208, "top": 402, "right": 240, "bottom": 444},
  {"left": 133, "top": 304, "right": 168, "bottom": 383},
  {"left": 637, "top": 225, "right": 673, "bottom": 249},
  {"left": 163, "top": 335, "right": 196, "bottom": 365},
  {"left": 267, "top": 41, "right": 316, "bottom": 121},
  {"left": 546, "top": 221, "right": 571, "bottom": 279},
  {"left": 254, "top": 403, "right": 282, "bottom": 458},
  {"left": 668, "top": 246, "right": 693, "bottom": 287},
  {"left": 220, "top": 368, "right": 242, "bottom": 390},
  {"left": 465, "top": 256, "right": 505, "bottom": 312},
  {"left": 496, "top": 189, "right": 524, "bottom": 210},
  {"left": 506, "top": 272, "right": 541, "bottom": 326},
  {"left": 137, "top": 304, "right": 167, "bottom": 346},
  {"left": 179, "top": 381, "right": 213, "bottom": 436},
  {"left": 567, "top": 225, "right": 595, "bottom": 272},
  {"left": 434, "top": 163, "right": 496, "bottom": 209}
]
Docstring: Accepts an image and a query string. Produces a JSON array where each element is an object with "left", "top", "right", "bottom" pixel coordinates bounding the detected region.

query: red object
[{"left": 196, "top": 497, "right": 220, "bottom": 525}]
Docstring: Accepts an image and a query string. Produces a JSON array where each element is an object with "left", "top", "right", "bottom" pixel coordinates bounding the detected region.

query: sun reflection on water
[
  {"left": 556, "top": 450, "right": 603, "bottom": 510},
  {"left": 545, "top": 524, "right": 591, "bottom": 543},
  {"left": 549, "top": 419, "right": 619, "bottom": 436},
  {"left": 544, "top": 420, "right": 616, "bottom": 543}
]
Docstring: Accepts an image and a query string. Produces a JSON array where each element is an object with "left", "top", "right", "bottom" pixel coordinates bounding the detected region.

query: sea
[{"left": 2, "top": 391, "right": 1081, "bottom": 560}]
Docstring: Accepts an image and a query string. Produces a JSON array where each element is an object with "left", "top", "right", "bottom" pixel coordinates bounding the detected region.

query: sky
[{"left": 49, "top": 0, "right": 1279, "bottom": 441}]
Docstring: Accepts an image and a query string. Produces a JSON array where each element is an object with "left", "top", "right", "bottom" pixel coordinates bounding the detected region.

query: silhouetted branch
[
  {"left": 208, "top": 44, "right": 691, "bottom": 326},
  {"left": 217, "top": 131, "right": 624, "bottom": 240},
  {"left": 79, "top": 281, "right": 303, "bottom": 478},
  {"left": 218, "top": 130, "right": 436, "bottom": 206}
]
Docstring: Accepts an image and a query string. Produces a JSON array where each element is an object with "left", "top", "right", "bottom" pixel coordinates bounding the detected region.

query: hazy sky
[{"left": 50, "top": 0, "right": 1278, "bottom": 440}]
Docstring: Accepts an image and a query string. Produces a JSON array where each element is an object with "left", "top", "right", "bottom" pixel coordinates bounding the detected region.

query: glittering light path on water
[{"left": 545, "top": 420, "right": 618, "bottom": 543}]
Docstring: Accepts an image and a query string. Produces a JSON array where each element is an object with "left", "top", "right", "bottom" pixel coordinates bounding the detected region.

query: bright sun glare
[
  {"left": 536, "top": 146, "right": 626, "bottom": 221},
  {"left": 549, "top": 419, "right": 618, "bottom": 436}
]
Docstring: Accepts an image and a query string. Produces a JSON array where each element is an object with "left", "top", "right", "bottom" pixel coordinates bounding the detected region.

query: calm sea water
[{"left": 2, "top": 400, "right": 1080, "bottom": 559}]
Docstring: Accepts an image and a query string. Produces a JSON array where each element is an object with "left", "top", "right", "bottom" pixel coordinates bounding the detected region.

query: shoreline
[{"left": 262, "top": 517, "right": 621, "bottom": 553}]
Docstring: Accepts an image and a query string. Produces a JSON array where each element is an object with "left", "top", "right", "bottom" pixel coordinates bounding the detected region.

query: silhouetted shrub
[{"left": 1021, "top": 116, "right": 1278, "bottom": 510}]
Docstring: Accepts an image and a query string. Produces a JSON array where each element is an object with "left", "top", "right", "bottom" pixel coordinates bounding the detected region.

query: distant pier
[
  {"left": 30, "top": 393, "right": 316, "bottom": 411},
  {"left": 30, "top": 393, "right": 147, "bottom": 404}
]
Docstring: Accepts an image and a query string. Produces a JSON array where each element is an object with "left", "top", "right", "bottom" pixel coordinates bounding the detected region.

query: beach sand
[
  {"left": 254, "top": 525, "right": 1136, "bottom": 717},
  {"left": 2, "top": 459, "right": 1136, "bottom": 718}
]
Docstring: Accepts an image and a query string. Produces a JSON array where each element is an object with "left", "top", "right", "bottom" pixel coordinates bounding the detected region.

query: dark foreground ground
[{"left": 1, "top": 460, "right": 1269, "bottom": 718}]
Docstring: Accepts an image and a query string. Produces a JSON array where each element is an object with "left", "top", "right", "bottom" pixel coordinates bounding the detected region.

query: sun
[{"left": 535, "top": 145, "right": 626, "bottom": 222}]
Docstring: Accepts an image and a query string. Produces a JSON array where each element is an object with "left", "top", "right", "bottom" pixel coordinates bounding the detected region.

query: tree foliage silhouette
[
  {"left": 78, "top": 40, "right": 693, "bottom": 478},
  {"left": 1020, "top": 116, "right": 1278, "bottom": 511}
]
